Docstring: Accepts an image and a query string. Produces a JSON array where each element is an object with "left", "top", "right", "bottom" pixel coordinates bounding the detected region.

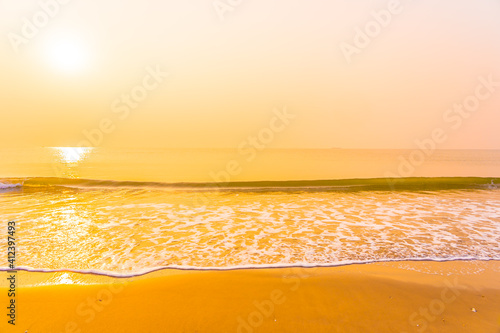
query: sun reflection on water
[
  {"left": 52, "top": 147, "right": 93, "bottom": 164},
  {"left": 55, "top": 273, "right": 75, "bottom": 285}
]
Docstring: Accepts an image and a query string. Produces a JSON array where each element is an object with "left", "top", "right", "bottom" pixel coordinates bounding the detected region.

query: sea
[{"left": 0, "top": 148, "right": 499, "bottom": 276}]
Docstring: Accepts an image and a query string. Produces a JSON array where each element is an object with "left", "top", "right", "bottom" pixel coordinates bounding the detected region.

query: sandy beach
[
  {"left": 2, "top": 0, "right": 500, "bottom": 331},
  {"left": 2, "top": 260, "right": 499, "bottom": 333}
]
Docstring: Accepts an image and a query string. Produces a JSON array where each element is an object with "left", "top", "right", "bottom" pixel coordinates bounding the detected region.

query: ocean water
[{"left": 1, "top": 148, "right": 499, "bottom": 276}]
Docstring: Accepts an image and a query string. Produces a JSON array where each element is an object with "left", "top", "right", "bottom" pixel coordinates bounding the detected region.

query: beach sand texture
[{"left": 1, "top": 260, "right": 499, "bottom": 333}]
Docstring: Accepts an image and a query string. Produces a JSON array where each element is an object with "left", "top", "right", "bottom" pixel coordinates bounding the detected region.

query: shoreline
[
  {"left": 1, "top": 260, "right": 499, "bottom": 332},
  {"left": 1, "top": 257, "right": 500, "bottom": 283}
]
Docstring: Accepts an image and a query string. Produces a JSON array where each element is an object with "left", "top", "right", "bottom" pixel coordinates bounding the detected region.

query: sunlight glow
[
  {"left": 44, "top": 38, "right": 90, "bottom": 73},
  {"left": 55, "top": 273, "right": 76, "bottom": 285},
  {"left": 53, "top": 147, "right": 93, "bottom": 164}
]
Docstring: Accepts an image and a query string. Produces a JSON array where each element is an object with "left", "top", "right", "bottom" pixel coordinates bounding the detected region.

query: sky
[{"left": 0, "top": 0, "right": 499, "bottom": 149}]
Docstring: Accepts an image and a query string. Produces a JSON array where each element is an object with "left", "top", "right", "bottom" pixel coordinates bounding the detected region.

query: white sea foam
[
  {"left": 1, "top": 188, "right": 499, "bottom": 274},
  {"left": 0, "top": 182, "right": 22, "bottom": 189}
]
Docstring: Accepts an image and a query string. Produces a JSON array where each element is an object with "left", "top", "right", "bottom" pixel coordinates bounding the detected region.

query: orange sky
[{"left": 1, "top": 0, "right": 499, "bottom": 149}]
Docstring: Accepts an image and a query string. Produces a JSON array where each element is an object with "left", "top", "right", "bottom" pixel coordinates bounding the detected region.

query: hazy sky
[{"left": 1, "top": 0, "right": 499, "bottom": 149}]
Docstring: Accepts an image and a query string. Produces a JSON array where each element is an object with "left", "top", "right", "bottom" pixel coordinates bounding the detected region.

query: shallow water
[{"left": 1, "top": 185, "right": 499, "bottom": 274}]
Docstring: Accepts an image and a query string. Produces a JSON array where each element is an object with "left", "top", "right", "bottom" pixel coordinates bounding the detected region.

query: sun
[{"left": 43, "top": 37, "right": 90, "bottom": 74}]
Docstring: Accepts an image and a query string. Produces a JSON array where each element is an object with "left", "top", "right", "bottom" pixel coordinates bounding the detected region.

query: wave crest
[
  {"left": 0, "top": 176, "right": 498, "bottom": 192},
  {"left": 0, "top": 182, "right": 23, "bottom": 189}
]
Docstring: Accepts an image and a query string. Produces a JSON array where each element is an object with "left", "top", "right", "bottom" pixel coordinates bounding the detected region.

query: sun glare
[
  {"left": 53, "top": 147, "right": 93, "bottom": 164},
  {"left": 44, "top": 38, "right": 90, "bottom": 73}
]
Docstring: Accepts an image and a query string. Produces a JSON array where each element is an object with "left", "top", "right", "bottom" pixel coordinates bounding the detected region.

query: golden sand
[{"left": 1, "top": 260, "right": 499, "bottom": 333}]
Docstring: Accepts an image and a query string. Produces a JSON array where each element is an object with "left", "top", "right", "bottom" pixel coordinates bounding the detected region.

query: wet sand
[{"left": 1, "top": 260, "right": 499, "bottom": 333}]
